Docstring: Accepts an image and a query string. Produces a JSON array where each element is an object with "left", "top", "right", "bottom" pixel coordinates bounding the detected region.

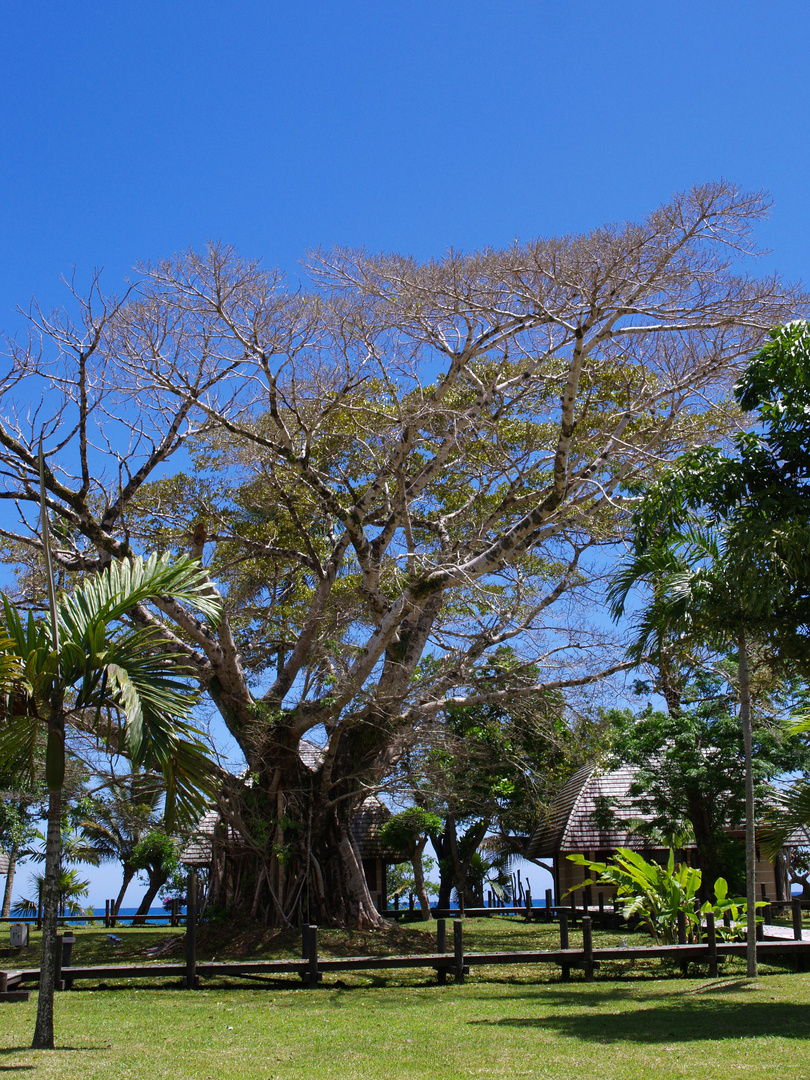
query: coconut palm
[
  {"left": 77, "top": 770, "right": 166, "bottom": 919},
  {"left": 14, "top": 827, "right": 100, "bottom": 920},
  {"left": 609, "top": 527, "right": 762, "bottom": 974},
  {"left": 0, "top": 552, "right": 221, "bottom": 1049}
]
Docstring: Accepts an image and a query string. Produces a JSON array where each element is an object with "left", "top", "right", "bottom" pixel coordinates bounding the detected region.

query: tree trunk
[
  {"left": 739, "top": 630, "right": 758, "bottom": 978},
  {"left": 1, "top": 842, "right": 18, "bottom": 918},
  {"left": 307, "top": 807, "right": 387, "bottom": 930},
  {"left": 112, "top": 865, "right": 135, "bottom": 918},
  {"left": 433, "top": 816, "right": 460, "bottom": 910},
  {"left": 686, "top": 790, "right": 735, "bottom": 903},
  {"left": 32, "top": 787, "right": 62, "bottom": 1050},
  {"left": 131, "top": 871, "right": 168, "bottom": 925},
  {"left": 412, "top": 837, "right": 432, "bottom": 920}
]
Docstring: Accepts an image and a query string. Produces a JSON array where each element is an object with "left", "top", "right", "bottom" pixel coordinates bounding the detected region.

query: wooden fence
[{"left": 4, "top": 912, "right": 810, "bottom": 1002}]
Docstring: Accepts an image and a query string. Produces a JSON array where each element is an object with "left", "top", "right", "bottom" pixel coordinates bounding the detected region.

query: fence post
[
  {"left": 436, "top": 918, "right": 447, "bottom": 985},
  {"left": 54, "top": 933, "right": 63, "bottom": 992},
  {"left": 559, "top": 911, "right": 570, "bottom": 982},
  {"left": 300, "top": 922, "right": 310, "bottom": 983},
  {"left": 706, "top": 911, "right": 718, "bottom": 978},
  {"left": 792, "top": 898, "right": 803, "bottom": 940},
  {"left": 184, "top": 867, "right": 198, "bottom": 989},
  {"left": 524, "top": 887, "right": 532, "bottom": 920},
  {"left": 61, "top": 934, "right": 75, "bottom": 991},
  {"left": 677, "top": 908, "right": 688, "bottom": 977},
  {"left": 453, "top": 919, "right": 464, "bottom": 985},
  {"left": 104, "top": 899, "right": 110, "bottom": 929},
  {"left": 582, "top": 915, "right": 594, "bottom": 982},
  {"left": 307, "top": 925, "right": 319, "bottom": 988},
  {"left": 545, "top": 889, "right": 553, "bottom": 922}
]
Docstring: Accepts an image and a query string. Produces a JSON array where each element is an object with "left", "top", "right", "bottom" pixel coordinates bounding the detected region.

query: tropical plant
[
  {"left": 13, "top": 825, "right": 101, "bottom": 921},
  {"left": 129, "top": 832, "right": 180, "bottom": 924},
  {"left": 379, "top": 808, "right": 443, "bottom": 920},
  {"left": 0, "top": 549, "right": 221, "bottom": 1050},
  {"left": 606, "top": 323, "right": 810, "bottom": 975},
  {"left": 386, "top": 856, "right": 439, "bottom": 907},
  {"left": 567, "top": 848, "right": 763, "bottom": 945},
  {"left": 13, "top": 868, "right": 93, "bottom": 920},
  {"left": 568, "top": 848, "right": 704, "bottom": 944},
  {"left": 604, "top": 665, "right": 808, "bottom": 898},
  {"left": 77, "top": 770, "right": 167, "bottom": 918}
]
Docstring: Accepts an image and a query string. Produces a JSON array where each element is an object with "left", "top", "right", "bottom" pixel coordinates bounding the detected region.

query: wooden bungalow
[
  {"left": 181, "top": 740, "right": 405, "bottom": 915},
  {"left": 527, "top": 762, "right": 791, "bottom": 905}
]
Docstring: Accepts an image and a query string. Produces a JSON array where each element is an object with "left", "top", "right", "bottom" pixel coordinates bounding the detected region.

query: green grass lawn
[{"left": 2, "top": 918, "right": 809, "bottom": 1078}]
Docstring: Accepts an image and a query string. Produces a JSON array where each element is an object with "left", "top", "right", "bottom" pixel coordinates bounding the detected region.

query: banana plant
[
  {"left": 568, "top": 847, "right": 703, "bottom": 943},
  {"left": 568, "top": 849, "right": 765, "bottom": 945}
]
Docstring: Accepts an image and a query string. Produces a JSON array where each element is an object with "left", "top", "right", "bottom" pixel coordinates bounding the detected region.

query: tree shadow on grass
[
  {"left": 470, "top": 998, "right": 810, "bottom": 1043},
  {"left": 0, "top": 1044, "right": 107, "bottom": 1071}
]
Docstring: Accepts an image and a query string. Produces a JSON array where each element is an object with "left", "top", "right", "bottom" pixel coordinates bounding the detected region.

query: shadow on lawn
[
  {"left": 471, "top": 996, "right": 810, "bottom": 1043},
  {"left": 0, "top": 1044, "right": 106, "bottom": 1071}
]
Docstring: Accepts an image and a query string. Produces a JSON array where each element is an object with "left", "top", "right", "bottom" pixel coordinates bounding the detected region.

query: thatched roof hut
[{"left": 528, "top": 762, "right": 792, "bottom": 905}]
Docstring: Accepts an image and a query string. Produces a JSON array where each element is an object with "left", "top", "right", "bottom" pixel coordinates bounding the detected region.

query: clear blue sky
[{"left": 2, "top": 0, "right": 808, "bottom": 906}]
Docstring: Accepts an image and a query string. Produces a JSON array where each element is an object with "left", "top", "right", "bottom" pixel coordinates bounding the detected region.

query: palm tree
[
  {"left": 14, "top": 828, "right": 100, "bottom": 919},
  {"left": 0, "top": 552, "right": 221, "bottom": 1049},
  {"left": 78, "top": 770, "right": 166, "bottom": 919},
  {"left": 609, "top": 323, "right": 810, "bottom": 977},
  {"left": 609, "top": 528, "right": 761, "bottom": 974}
]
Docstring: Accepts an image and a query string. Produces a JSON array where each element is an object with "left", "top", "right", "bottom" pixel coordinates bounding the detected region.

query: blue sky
[{"left": 2, "top": 0, "right": 809, "bottom": 906}]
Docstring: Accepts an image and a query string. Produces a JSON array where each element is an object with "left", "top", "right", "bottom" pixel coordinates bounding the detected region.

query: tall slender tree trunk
[
  {"left": 1, "top": 843, "right": 18, "bottom": 918},
  {"left": 32, "top": 787, "right": 62, "bottom": 1050},
  {"left": 112, "top": 866, "right": 135, "bottom": 918},
  {"left": 739, "top": 630, "right": 758, "bottom": 978},
  {"left": 412, "top": 837, "right": 432, "bottom": 920},
  {"left": 131, "top": 873, "right": 168, "bottom": 925}
]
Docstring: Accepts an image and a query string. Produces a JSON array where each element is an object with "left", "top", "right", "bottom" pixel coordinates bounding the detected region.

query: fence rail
[{"left": 4, "top": 914, "right": 810, "bottom": 1001}]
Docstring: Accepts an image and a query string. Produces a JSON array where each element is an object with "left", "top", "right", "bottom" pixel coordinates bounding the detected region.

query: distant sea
[{"left": 89, "top": 906, "right": 185, "bottom": 926}]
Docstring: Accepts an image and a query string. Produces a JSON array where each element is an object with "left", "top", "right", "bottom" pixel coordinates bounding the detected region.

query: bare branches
[{"left": 0, "top": 182, "right": 804, "bottom": 790}]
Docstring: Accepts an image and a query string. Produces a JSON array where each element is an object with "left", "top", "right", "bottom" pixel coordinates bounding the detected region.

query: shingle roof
[
  {"left": 527, "top": 762, "right": 653, "bottom": 858},
  {"left": 181, "top": 809, "right": 226, "bottom": 867},
  {"left": 351, "top": 796, "right": 401, "bottom": 859}
]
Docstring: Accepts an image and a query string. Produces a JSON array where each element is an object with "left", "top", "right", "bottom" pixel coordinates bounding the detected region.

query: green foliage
[
  {"left": 611, "top": 320, "right": 810, "bottom": 670},
  {"left": 568, "top": 848, "right": 703, "bottom": 944},
  {"left": 0, "top": 553, "right": 222, "bottom": 827},
  {"left": 386, "top": 856, "right": 439, "bottom": 900},
  {"left": 131, "top": 833, "right": 180, "bottom": 878},
  {"left": 568, "top": 848, "right": 764, "bottom": 945},
  {"left": 605, "top": 668, "right": 808, "bottom": 892},
  {"left": 379, "top": 809, "right": 443, "bottom": 854},
  {"left": 13, "top": 867, "right": 92, "bottom": 919}
]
